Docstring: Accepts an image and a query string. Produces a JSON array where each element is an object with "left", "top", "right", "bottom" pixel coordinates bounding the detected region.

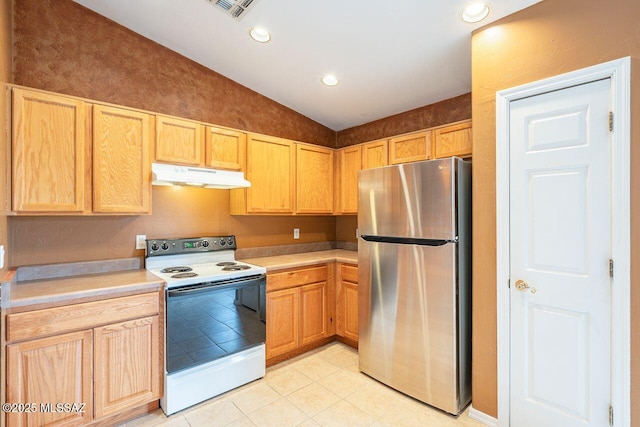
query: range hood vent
[
  {"left": 209, "top": 0, "right": 259, "bottom": 21},
  {"left": 152, "top": 163, "right": 251, "bottom": 189}
]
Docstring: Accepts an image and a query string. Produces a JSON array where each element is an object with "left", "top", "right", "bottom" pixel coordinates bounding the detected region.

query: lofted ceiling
[{"left": 73, "top": 0, "right": 541, "bottom": 131}]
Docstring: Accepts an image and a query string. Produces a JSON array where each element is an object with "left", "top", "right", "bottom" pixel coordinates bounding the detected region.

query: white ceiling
[{"left": 73, "top": 0, "right": 541, "bottom": 131}]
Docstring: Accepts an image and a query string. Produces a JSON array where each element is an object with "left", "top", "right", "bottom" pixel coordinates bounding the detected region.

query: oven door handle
[{"left": 167, "top": 274, "right": 266, "bottom": 297}]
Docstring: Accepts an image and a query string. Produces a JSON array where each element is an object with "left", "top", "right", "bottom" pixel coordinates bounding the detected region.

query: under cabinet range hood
[{"left": 151, "top": 163, "right": 251, "bottom": 189}]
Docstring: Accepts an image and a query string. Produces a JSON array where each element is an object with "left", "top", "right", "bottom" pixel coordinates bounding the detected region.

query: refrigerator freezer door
[
  {"left": 358, "top": 238, "right": 468, "bottom": 414},
  {"left": 358, "top": 158, "right": 457, "bottom": 240}
]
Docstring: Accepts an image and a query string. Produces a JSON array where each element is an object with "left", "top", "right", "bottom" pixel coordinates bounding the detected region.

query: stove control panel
[{"left": 146, "top": 235, "right": 237, "bottom": 256}]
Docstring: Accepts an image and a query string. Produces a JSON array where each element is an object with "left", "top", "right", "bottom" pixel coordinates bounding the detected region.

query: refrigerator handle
[{"left": 360, "top": 235, "right": 453, "bottom": 246}]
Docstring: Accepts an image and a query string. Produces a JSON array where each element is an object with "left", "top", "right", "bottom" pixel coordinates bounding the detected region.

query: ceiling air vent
[{"left": 209, "top": 0, "right": 259, "bottom": 21}]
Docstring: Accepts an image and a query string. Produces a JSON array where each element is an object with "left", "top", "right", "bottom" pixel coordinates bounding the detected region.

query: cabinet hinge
[
  {"left": 609, "top": 259, "right": 614, "bottom": 278},
  {"left": 609, "top": 405, "right": 614, "bottom": 426},
  {"left": 609, "top": 112, "right": 614, "bottom": 132},
  {"left": 507, "top": 279, "right": 511, "bottom": 288}
]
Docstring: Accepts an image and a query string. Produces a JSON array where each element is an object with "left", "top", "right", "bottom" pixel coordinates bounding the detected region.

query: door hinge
[
  {"left": 609, "top": 112, "right": 614, "bottom": 132},
  {"left": 609, "top": 259, "right": 614, "bottom": 278},
  {"left": 609, "top": 405, "right": 614, "bottom": 426}
]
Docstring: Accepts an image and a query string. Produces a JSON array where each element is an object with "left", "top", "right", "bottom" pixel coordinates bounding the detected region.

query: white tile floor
[{"left": 122, "top": 342, "right": 485, "bottom": 427}]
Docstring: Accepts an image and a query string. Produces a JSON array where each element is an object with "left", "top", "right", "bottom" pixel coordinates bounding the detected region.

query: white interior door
[{"left": 509, "top": 78, "right": 612, "bottom": 427}]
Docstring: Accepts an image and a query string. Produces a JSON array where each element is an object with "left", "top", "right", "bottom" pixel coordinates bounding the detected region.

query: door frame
[{"left": 496, "top": 57, "right": 631, "bottom": 426}]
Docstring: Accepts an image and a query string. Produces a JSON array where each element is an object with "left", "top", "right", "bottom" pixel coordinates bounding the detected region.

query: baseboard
[{"left": 469, "top": 405, "right": 498, "bottom": 427}]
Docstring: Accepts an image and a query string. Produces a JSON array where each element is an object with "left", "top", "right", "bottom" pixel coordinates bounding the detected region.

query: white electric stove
[{"left": 145, "top": 236, "right": 266, "bottom": 415}]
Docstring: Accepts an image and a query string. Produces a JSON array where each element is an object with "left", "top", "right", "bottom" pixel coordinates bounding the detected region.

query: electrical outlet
[
  {"left": 0, "top": 245, "right": 4, "bottom": 269},
  {"left": 293, "top": 228, "right": 300, "bottom": 239},
  {"left": 135, "top": 235, "right": 147, "bottom": 250}
]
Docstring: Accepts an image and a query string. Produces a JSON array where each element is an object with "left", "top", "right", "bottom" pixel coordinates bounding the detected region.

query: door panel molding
[{"left": 496, "top": 57, "right": 630, "bottom": 426}]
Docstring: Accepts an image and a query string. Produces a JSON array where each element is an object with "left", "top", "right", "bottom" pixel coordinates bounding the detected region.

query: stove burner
[
  {"left": 216, "top": 262, "right": 237, "bottom": 266},
  {"left": 161, "top": 266, "right": 193, "bottom": 274},
  {"left": 172, "top": 272, "right": 199, "bottom": 278},
  {"left": 222, "top": 265, "right": 251, "bottom": 271}
]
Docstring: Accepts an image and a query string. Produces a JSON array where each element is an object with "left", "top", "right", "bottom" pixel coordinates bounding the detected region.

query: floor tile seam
[
  {"left": 310, "top": 398, "right": 379, "bottom": 427},
  {"left": 284, "top": 389, "right": 346, "bottom": 419}
]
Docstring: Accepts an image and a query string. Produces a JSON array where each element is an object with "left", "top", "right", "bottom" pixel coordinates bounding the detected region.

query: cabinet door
[
  {"left": 93, "top": 105, "right": 151, "bottom": 213},
  {"left": 94, "top": 316, "right": 160, "bottom": 419},
  {"left": 337, "top": 264, "right": 359, "bottom": 343},
  {"left": 433, "top": 120, "right": 472, "bottom": 159},
  {"left": 11, "top": 88, "right": 86, "bottom": 213},
  {"left": 361, "top": 139, "right": 388, "bottom": 169},
  {"left": 341, "top": 281, "right": 359, "bottom": 342},
  {"left": 245, "top": 134, "right": 296, "bottom": 213},
  {"left": 155, "top": 115, "right": 203, "bottom": 166},
  {"left": 389, "top": 131, "right": 431, "bottom": 165},
  {"left": 296, "top": 144, "right": 333, "bottom": 214},
  {"left": 6, "top": 330, "right": 93, "bottom": 427},
  {"left": 205, "top": 126, "right": 246, "bottom": 171},
  {"left": 335, "top": 145, "right": 361, "bottom": 214},
  {"left": 266, "top": 288, "right": 299, "bottom": 359},
  {"left": 299, "top": 282, "right": 328, "bottom": 345}
]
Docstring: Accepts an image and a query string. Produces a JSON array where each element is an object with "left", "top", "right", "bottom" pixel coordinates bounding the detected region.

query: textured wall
[
  {"left": 471, "top": 0, "right": 640, "bottom": 419},
  {"left": 12, "top": 0, "right": 335, "bottom": 147},
  {"left": 0, "top": 0, "right": 11, "bottom": 277},
  {"left": 336, "top": 93, "right": 471, "bottom": 148},
  {"left": 9, "top": 187, "right": 336, "bottom": 266}
]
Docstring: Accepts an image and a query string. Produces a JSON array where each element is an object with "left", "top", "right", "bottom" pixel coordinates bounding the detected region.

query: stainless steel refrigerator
[{"left": 358, "top": 157, "right": 471, "bottom": 415}]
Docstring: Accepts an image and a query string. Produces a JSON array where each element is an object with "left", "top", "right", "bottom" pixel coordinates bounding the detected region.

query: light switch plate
[
  {"left": 293, "top": 228, "right": 300, "bottom": 239},
  {"left": 136, "top": 235, "right": 147, "bottom": 250}
]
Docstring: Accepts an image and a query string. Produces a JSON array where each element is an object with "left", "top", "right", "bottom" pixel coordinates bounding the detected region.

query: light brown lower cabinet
[
  {"left": 5, "top": 293, "right": 161, "bottom": 427},
  {"left": 299, "top": 282, "right": 328, "bottom": 345},
  {"left": 7, "top": 330, "right": 93, "bottom": 427},
  {"left": 93, "top": 317, "right": 160, "bottom": 419},
  {"left": 265, "top": 287, "right": 300, "bottom": 358},
  {"left": 336, "top": 263, "right": 359, "bottom": 345},
  {"left": 265, "top": 265, "right": 332, "bottom": 361}
]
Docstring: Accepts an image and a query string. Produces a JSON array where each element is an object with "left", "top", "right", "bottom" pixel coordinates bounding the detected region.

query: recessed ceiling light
[
  {"left": 321, "top": 74, "right": 339, "bottom": 87},
  {"left": 249, "top": 27, "right": 270, "bottom": 43},
  {"left": 461, "top": 2, "right": 490, "bottom": 23}
]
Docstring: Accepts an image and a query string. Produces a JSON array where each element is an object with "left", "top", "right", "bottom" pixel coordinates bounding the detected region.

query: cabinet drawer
[
  {"left": 7, "top": 293, "right": 159, "bottom": 342},
  {"left": 267, "top": 265, "right": 328, "bottom": 292},
  {"left": 341, "top": 264, "right": 358, "bottom": 283}
]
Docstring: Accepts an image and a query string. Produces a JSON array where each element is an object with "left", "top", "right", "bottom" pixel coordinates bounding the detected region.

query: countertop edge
[
  {"left": 4, "top": 270, "right": 164, "bottom": 311},
  {"left": 242, "top": 249, "right": 357, "bottom": 272}
]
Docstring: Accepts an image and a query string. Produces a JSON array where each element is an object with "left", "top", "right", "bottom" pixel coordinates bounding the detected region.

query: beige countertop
[
  {"left": 1, "top": 249, "right": 357, "bottom": 310},
  {"left": 242, "top": 249, "right": 357, "bottom": 272},
  {"left": 2, "top": 269, "right": 163, "bottom": 311}
]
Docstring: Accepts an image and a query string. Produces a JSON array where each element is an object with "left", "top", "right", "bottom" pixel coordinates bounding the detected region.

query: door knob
[{"left": 514, "top": 279, "right": 537, "bottom": 294}]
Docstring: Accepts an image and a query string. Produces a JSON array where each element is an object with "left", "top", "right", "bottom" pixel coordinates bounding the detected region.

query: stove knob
[
  {"left": 161, "top": 242, "right": 170, "bottom": 251},
  {"left": 202, "top": 240, "right": 210, "bottom": 248},
  {"left": 227, "top": 237, "right": 234, "bottom": 245},
  {"left": 220, "top": 239, "right": 226, "bottom": 247},
  {"left": 150, "top": 242, "right": 160, "bottom": 252}
]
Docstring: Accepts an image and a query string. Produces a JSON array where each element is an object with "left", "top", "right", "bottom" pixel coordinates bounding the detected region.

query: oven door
[{"left": 166, "top": 274, "right": 266, "bottom": 374}]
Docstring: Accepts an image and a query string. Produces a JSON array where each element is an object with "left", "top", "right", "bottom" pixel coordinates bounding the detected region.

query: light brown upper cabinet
[
  {"left": 93, "top": 104, "right": 151, "bottom": 214},
  {"left": 433, "top": 120, "right": 472, "bottom": 159},
  {"left": 296, "top": 144, "right": 334, "bottom": 214},
  {"left": 11, "top": 88, "right": 86, "bottom": 213},
  {"left": 205, "top": 126, "right": 246, "bottom": 171},
  {"left": 389, "top": 131, "right": 431, "bottom": 165},
  {"left": 334, "top": 145, "right": 362, "bottom": 215},
  {"left": 361, "top": 139, "right": 388, "bottom": 169},
  {"left": 231, "top": 134, "right": 295, "bottom": 214},
  {"left": 155, "top": 115, "right": 204, "bottom": 166}
]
